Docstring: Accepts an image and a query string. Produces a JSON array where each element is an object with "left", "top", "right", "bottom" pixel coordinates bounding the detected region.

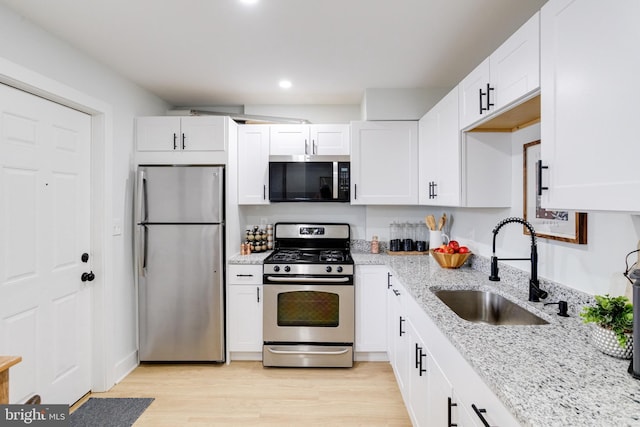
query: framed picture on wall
[{"left": 523, "top": 140, "right": 587, "bottom": 244}]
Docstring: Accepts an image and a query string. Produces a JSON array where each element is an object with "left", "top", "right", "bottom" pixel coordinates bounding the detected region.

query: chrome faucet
[{"left": 489, "top": 217, "right": 548, "bottom": 302}]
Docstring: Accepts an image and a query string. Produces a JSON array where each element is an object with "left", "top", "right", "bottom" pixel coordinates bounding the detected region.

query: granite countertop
[
  {"left": 353, "top": 252, "right": 640, "bottom": 427},
  {"left": 228, "top": 251, "right": 272, "bottom": 265},
  {"left": 228, "top": 251, "right": 640, "bottom": 426}
]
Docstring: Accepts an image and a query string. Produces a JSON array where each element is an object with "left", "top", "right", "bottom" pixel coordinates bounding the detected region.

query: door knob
[
  {"left": 81, "top": 271, "right": 95, "bottom": 282},
  {"left": 81, "top": 253, "right": 89, "bottom": 263}
]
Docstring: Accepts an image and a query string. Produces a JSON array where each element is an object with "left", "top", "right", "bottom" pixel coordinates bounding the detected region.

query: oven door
[{"left": 263, "top": 283, "right": 354, "bottom": 344}]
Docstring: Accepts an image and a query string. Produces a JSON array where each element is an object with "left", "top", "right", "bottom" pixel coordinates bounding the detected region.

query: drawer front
[{"left": 228, "top": 265, "right": 263, "bottom": 284}]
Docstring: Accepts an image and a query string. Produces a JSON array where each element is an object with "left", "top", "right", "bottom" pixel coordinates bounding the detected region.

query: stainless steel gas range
[{"left": 262, "top": 223, "right": 354, "bottom": 368}]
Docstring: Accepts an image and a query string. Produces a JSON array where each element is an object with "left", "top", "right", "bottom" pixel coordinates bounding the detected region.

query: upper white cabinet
[
  {"left": 459, "top": 12, "right": 540, "bottom": 130},
  {"left": 269, "top": 124, "right": 349, "bottom": 156},
  {"left": 238, "top": 125, "right": 270, "bottom": 205},
  {"left": 540, "top": 0, "right": 640, "bottom": 211},
  {"left": 136, "top": 116, "right": 226, "bottom": 152},
  {"left": 351, "top": 121, "right": 418, "bottom": 205},
  {"left": 418, "top": 87, "right": 512, "bottom": 208},
  {"left": 419, "top": 87, "right": 461, "bottom": 206}
]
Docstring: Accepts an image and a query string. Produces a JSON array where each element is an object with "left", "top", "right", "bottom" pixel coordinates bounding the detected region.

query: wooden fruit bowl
[{"left": 430, "top": 249, "right": 472, "bottom": 269}]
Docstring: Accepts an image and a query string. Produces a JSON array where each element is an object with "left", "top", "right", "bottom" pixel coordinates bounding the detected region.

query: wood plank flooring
[{"left": 75, "top": 361, "right": 411, "bottom": 426}]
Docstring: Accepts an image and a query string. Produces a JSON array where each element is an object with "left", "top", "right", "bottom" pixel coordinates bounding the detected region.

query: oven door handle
[
  {"left": 266, "top": 347, "right": 350, "bottom": 356},
  {"left": 265, "top": 276, "right": 350, "bottom": 283}
]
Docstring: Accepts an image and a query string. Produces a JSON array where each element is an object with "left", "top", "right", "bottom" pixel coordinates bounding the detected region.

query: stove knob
[
  {"left": 326, "top": 266, "right": 332, "bottom": 273},
  {"left": 273, "top": 265, "right": 280, "bottom": 272},
  {"left": 337, "top": 266, "right": 343, "bottom": 273},
  {"left": 284, "top": 266, "right": 291, "bottom": 272}
]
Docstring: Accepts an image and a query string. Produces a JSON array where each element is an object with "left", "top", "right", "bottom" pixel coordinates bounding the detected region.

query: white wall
[
  {"left": 244, "top": 104, "right": 360, "bottom": 124},
  {"left": 0, "top": 4, "right": 169, "bottom": 387}
]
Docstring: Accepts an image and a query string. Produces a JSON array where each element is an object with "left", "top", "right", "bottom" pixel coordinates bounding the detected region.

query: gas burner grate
[
  {"left": 319, "top": 250, "right": 346, "bottom": 262},
  {"left": 270, "top": 250, "right": 302, "bottom": 262}
]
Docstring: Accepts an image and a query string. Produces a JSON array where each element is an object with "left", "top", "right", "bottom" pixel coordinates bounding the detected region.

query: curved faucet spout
[
  {"left": 489, "top": 217, "right": 547, "bottom": 302},
  {"left": 491, "top": 217, "right": 537, "bottom": 253}
]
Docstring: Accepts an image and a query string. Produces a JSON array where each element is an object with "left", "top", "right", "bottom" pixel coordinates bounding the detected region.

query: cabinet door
[
  {"left": 355, "top": 266, "right": 387, "bottom": 353},
  {"left": 406, "top": 319, "right": 428, "bottom": 426},
  {"left": 458, "top": 58, "right": 490, "bottom": 130},
  {"left": 228, "top": 265, "right": 263, "bottom": 354},
  {"left": 540, "top": 0, "right": 640, "bottom": 211},
  {"left": 228, "top": 284, "right": 263, "bottom": 352},
  {"left": 310, "top": 124, "right": 350, "bottom": 155},
  {"left": 180, "top": 116, "right": 226, "bottom": 151},
  {"left": 269, "top": 125, "right": 309, "bottom": 155},
  {"left": 238, "top": 125, "right": 270, "bottom": 205},
  {"left": 387, "top": 277, "right": 409, "bottom": 396},
  {"left": 419, "top": 87, "right": 461, "bottom": 206},
  {"left": 452, "top": 393, "right": 482, "bottom": 427},
  {"left": 351, "top": 121, "right": 418, "bottom": 205},
  {"left": 136, "top": 116, "right": 181, "bottom": 151},
  {"left": 490, "top": 12, "right": 539, "bottom": 111}
]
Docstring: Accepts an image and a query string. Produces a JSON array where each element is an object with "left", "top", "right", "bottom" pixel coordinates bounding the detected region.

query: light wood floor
[{"left": 75, "top": 361, "right": 411, "bottom": 426}]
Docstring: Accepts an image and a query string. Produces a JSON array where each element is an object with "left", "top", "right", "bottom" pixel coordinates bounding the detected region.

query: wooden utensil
[
  {"left": 426, "top": 215, "right": 436, "bottom": 231},
  {"left": 438, "top": 213, "right": 446, "bottom": 231}
]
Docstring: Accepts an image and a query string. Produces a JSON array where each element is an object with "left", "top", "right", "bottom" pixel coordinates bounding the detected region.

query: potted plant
[{"left": 580, "top": 294, "right": 633, "bottom": 359}]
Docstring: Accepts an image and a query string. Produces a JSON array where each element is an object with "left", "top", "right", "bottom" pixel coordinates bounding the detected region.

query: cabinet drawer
[{"left": 228, "top": 265, "right": 262, "bottom": 284}]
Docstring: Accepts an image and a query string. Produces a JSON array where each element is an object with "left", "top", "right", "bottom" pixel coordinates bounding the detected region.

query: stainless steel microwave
[{"left": 269, "top": 160, "right": 350, "bottom": 202}]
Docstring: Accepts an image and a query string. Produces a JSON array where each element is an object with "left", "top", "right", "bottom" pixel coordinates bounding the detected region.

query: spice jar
[{"left": 371, "top": 235, "right": 380, "bottom": 254}]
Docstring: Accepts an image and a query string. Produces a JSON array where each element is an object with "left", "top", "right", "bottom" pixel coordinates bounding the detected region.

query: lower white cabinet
[
  {"left": 355, "top": 266, "right": 388, "bottom": 359},
  {"left": 386, "top": 271, "right": 521, "bottom": 427},
  {"left": 228, "top": 265, "right": 263, "bottom": 358}
]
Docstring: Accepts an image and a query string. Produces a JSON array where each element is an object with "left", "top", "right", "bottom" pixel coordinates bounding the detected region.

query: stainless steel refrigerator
[{"left": 135, "top": 165, "right": 225, "bottom": 362}]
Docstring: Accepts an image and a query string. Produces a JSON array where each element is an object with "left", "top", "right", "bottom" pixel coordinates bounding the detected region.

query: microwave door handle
[{"left": 332, "top": 161, "right": 339, "bottom": 199}]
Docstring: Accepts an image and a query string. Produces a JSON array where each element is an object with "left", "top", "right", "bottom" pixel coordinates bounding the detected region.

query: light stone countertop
[
  {"left": 353, "top": 252, "right": 640, "bottom": 427},
  {"left": 228, "top": 251, "right": 640, "bottom": 426}
]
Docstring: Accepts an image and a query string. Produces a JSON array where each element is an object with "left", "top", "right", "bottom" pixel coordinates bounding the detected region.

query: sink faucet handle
[{"left": 489, "top": 256, "right": 500, "bottom": 281}]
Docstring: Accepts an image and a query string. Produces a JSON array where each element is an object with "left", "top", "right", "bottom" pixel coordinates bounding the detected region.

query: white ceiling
[{"left": 0, "top": 0, "right": 547, "bottom": 107}]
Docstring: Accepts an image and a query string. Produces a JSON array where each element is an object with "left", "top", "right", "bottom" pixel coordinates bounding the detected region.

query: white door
[{"left": 0, "top": 83, "right": 92, "bottom": 404}]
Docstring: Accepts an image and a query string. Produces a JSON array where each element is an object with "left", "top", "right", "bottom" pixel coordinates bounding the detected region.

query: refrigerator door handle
[
  {"left": 138, "top": 224, "right": 149, "bottom": 277},
  {"left": 136, "top": 169, "right": 148, "bottom": 223}
]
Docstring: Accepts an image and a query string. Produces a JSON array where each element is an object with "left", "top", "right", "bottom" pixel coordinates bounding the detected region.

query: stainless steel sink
[{"left": 433, "top": 289, "right": 549, "bottom": 325}]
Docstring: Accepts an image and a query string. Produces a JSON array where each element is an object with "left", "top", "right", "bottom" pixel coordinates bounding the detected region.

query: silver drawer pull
[{"left": 267, "top": 348, "right": 350, "bottom": 356}]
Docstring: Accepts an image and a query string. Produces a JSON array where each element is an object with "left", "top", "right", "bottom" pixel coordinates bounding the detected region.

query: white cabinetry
[
  {"left": 387, "top": 276, "right": 409, "bottom": 396},
  {"left": 228, "top": 265, "right": 263, "bottom": 360},
  {"left": 351, "top": 121, "right": 418, "bottom": 205},
  {"left": 237, "top": 125, "right": 270, "bottom": 205},
  {"left": 270, "top": 124, "right": 349, "bottom": 156},
  {"left": 355, "top": 266, "right": 388, "bottom": 360},
  {"left": 419, "top": 88, "right": 512, "bottom": 208},
  {"left": 459, "top": 12, "right": 540, "bottom": 129},
  {"left": 418, "top": 87, "right": 461, "bottom": 206},
  {"left": 540, "top": 0, "right": 640, "bottom": 211},
  {"left": 387, "top": 273, "right": 520, "bottom": 426},
  {"left": 136, "top": 116, "right": 226, "bottom": 152}
]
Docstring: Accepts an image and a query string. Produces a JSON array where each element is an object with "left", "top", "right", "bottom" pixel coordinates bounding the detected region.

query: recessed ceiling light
[
  {"left": 279, "top": 80, "right": 292, "bottom": 89},
  {"left": 239, "top": 0, "right": 259, "bottom": 5}
]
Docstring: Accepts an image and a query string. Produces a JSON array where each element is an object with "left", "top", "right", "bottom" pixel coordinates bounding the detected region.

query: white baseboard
[
  {"left": 113, "top": 350, "right": 139, "bottom": 385},
  {"left": 355, "top": 352, "right": 389, "bottom": 362},
  {"left": 229, "top": 351, "right": 263, "bottom": 361}
]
